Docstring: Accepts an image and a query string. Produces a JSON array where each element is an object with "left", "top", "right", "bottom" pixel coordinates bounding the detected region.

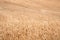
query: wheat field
[{"left": 0, "top": 0, "right": 60, "bottom": 40}]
